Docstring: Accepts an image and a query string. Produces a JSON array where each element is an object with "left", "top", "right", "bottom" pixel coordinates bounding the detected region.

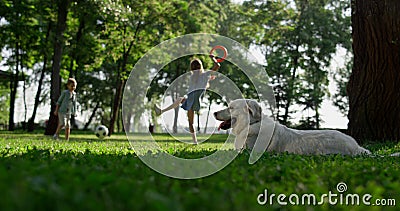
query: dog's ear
[{"left": 246, "top": 100, "right": 262, "bottom": 120}]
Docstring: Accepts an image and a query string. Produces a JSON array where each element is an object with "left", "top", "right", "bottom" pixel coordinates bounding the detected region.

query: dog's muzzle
[{"left": 214, "top": 110, "right": 235, "bottom": 130}]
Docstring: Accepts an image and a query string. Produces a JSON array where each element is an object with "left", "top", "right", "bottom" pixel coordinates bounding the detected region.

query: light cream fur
[{"left": 215, "top": 99, "right": 371, "bottom": 155}]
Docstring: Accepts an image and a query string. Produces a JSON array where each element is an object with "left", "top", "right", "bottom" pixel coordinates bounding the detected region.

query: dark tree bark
[
  {"left": 197, "top": 111, "right": 200, "bottom": 133},
  {"left": 203, "top": 99, "right": 212, "bottom": 134},
  {"left": 109, "top": 78, "right": 124, "bottom": 135},
  {"left": 172, "top": 106, "right": 179, "bottom": 133},
  {"left": 109, "top": 22, "right": 140, "bottom": 135},
  {"left": 45, "top": 0, "right": 70, "bottom": 135},
  {"left": 282, "top": 2, "right": 305, "bottom": 126},
  {"left": 123, "top": 110, "right": 132, "bottom": 133},
  {"left": 348, "top": 0, "right": 400, "bottom": 142},
  {"left": 8, "top": 0, "right": 23, "bottom": 131},
  {"left": 28, "top": 23, "right": 52, "bottom": 132},
  {"left": 83, "top": 102, "right": 100, "bottom": 130},
  {"left": 68, "top": 16, "right": 85, "bottom": 129},
  {"left": 172, "top": 62, "right": 182, "bottom": 134},
  {"left": 9, "top": 39, "right": 19, "bottom": 131}
]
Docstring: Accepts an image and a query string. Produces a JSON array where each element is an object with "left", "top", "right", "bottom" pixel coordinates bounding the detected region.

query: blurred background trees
[{"left": 0, "top": 0, "right": 366, "bottom": 139}]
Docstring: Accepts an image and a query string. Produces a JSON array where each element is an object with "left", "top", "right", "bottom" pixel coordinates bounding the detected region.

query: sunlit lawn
[{"left": 0, "top": 130, "right": 399, "bottom": 210}]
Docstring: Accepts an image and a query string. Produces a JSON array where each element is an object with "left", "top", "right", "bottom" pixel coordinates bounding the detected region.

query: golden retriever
[{"left": 214, "top": 99, "right": 371, "bottom": 155}]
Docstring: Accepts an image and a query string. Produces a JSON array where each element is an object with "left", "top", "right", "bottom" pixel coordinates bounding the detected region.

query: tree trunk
[
  {"left": 203, "top": 100, "right": 212, "bottom": 134},
  {"left": 68, "top": 15, "right": 85, "bottom": 130},
  {"left": 28, "top": 23, "right": 52, "bottom": 132},
  {"left": 197, "top": 111, "right": 200, "bottom": 133},
  {"left": 109, "top": 79, "right": 124, "bottom": 135},
  {"left": 124, "top": 110, "right": 132, "bottom": 133},
  {"left": 348, "top": 0, "right": 400, "bottom": 142},
  {"left": 282, "top": 39, "right": 302, "bottom": 125},
  {"left": 282, "top": 2, "right": 305, "bottom": 125},
  {"left": 315, "top": 103, "right": 320, "bottom": 129},
  {"left": 109, "top": 22, "right": 140, "bottom": 135},
  {"left": 68, "top": 15, "right": 85, "bottom": 79},
  {"left": 84, "top": 102, "right": 100, "bottom": 130},
  {"left": 23, "top": 72, "right": 27, "bottom": 128},
  {"left": 9, "top": 39, "right": 19, "bottom": 131},
  {"left": 117, "top": 102, "right": 122, "bottom": 132},
  {"left": 172, "top": 107, "right": 179, "bottom": 133},
  {"left": 45, "top": 0, "right": 70, "bottom": 135},
  {"left": 173, "top": 93, "right": 179, "bottom": 134},
  {"left": 172, "top": 62, "right": 182, "bottom": 134}
]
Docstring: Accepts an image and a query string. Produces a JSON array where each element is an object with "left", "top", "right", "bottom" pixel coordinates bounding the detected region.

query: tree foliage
[
  {"left": 0, "top": 0, "right": 353, "bottom": 132},
  {"left": 246, "top": 0, "right": 352, "bottom": 128}
]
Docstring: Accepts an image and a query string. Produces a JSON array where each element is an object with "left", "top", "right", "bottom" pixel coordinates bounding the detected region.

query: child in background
[
  {"left": 53, "top": 78, "right": 77, "bottom": 141},
  {"left": 155, "top": 55, "right": 220, "bottom": 144}
]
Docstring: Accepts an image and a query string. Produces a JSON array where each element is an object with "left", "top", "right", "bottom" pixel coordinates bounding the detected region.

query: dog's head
[{"left": 214, "top": 99, "right": 262, "bottom": 131}]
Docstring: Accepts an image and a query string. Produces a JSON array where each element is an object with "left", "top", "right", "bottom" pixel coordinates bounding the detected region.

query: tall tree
[
  {"left": 44, "top": 0, "right": 71, "bottom": 135},
  {"left": 1, "top": 0, "right": 38, "bottom": 131},
  {"left": 332, "top": 55, "right": 352, "bottom": 116},
  {"left": 251, "top": 0, "right": 351, "bottom": 128},
  {"left": 102, "top": 0, "right": 217, "bottom": 135},
  {"left": 0, "top": 0, "right": 17, "bottom": 130},
  {"left": 27, "top": 0, "right": 54, "bottom": 131},
  {"left": 347, "top": 0, "right": 400, "bottom": 142},
  {"left": 63, "top": 0, "right": 105, "bottom": 129}
]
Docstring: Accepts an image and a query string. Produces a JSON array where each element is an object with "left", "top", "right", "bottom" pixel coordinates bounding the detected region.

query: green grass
[{"left": 0, "top": 130, "right": 399, "bottom": 211}]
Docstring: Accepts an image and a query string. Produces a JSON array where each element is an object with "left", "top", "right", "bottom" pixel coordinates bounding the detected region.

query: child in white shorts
[{"left": 53, "top": 78, "right": 77, "bottom": 141}]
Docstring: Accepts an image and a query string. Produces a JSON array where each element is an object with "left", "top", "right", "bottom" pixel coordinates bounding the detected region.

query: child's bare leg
[
  {"left": 187, "top": 109, "right": 197, "bottom": 144},
  {"left": 55, "top": 125, "right": 62, "bottom": 135},
  {"left": 65, "top": 127, "right": 70, "bottom": 141},
  {"left": 163, "top": 97, "right": 185, "bottom": 112},
  {"left": 53, "top": 124, "right": 62, "bottom": 139},
  {"left": 155, "top": 97, "right": 185, "bottom": 115}
]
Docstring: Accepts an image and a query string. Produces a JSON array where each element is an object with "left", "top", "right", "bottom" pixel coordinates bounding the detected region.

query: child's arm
[
  {"left": 54, "top": 104, "right": 59, "bottom": 116},
  {"left": 210, "top": 55, "right": 221, "bottom": 71},
  {"left": 72, "top": 95, "right": 77, "bottom": 117},
  {"left": 54, "top": 91, "right": 65, "bottom": 116}
]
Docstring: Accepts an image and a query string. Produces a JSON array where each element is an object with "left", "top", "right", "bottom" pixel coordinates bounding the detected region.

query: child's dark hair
[
  {"left": 67, "top": 78, "right": 77, "bottom": 85},
  {"left": 190, "top": 58, "right": 203, "bottom": 71}
]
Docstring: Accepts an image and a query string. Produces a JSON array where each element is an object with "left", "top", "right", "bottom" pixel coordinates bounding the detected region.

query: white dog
[{"left": 214, "top": 99, "right": 371, "bottom": 155}]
